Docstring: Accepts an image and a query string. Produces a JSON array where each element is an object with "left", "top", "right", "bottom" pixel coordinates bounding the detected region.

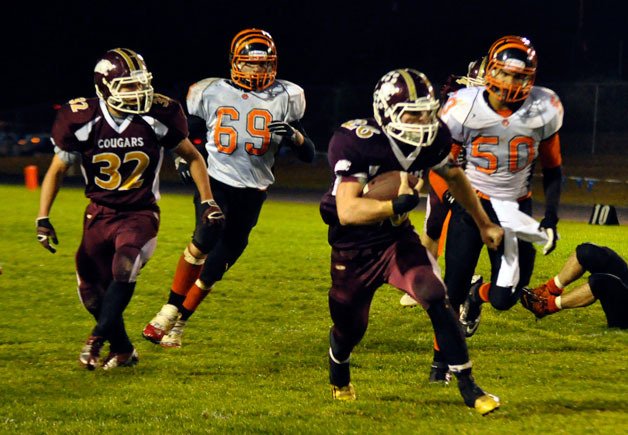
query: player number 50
[{"left": 471, "top": 135, "right": 535, "bottom": 174}]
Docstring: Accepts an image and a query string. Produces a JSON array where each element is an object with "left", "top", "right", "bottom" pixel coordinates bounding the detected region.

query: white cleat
[
  {"left": 160, "top": 319, "right": 187, "bottom": 348},
  {"left": 142, "top": 304, "right": 180, "bottom": 344}
]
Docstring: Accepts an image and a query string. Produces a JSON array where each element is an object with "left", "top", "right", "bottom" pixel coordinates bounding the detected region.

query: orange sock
[
  {"left": 546, "top": 277, "right": 563, "bottom": 296},
  {"left": 433, "top": 335, "right": 440, "bottom": 351},
  {"left": 478, "top": 283, "right": 491, "bottom": 303},
  {"left": 182, "top": 282, "right": 212, "bottom": 312},
  {"left": 171, "top": 252, "right": 203, "bottom": 296}
]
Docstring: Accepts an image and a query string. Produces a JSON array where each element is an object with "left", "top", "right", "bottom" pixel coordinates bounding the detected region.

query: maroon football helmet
[
  {"left": 230, "top": 28, "right": 277, "bottom": 91},
  {"left": 458, "top": 56, "right": 488, "bottom": 87},
  {"left": 373, "top": 69, "right": 440, "bottom": 147},
  {"left": 440, "top": 56, "right": 488, "bottom": 102},
  {"left": 94, "top": 48, "right": 154, "bottom": 114},
  {"left": 486, "top": 36, "right": 537, "bottom": 103}
]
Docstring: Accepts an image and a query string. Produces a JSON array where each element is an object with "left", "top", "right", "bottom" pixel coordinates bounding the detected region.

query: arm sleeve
[
  {"left": 539, "top": 133, "right": 562, "bottom": 223},
  {"left": 538, "top": 133, "right": 562, "bottom": 169},
  {"left": 285, "top": 119, "right": 315, "bottom": 163}
]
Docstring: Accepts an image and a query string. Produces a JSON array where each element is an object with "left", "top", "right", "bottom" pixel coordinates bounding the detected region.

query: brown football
[{"left": 362, "top": 171, "right": 420, "bottom": 200}]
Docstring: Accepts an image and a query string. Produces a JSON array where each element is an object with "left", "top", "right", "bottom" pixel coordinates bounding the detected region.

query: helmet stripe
[
  {"left": 113, "top": 48, "right": 140, "bottom": 70},
  {"left": 398, "top": 69, "right": 417, "bottom": 100}
]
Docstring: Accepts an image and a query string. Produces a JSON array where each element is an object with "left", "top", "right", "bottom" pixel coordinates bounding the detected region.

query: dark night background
[{"left": 0, "top": 0, "right": 626, "bottom": 152}]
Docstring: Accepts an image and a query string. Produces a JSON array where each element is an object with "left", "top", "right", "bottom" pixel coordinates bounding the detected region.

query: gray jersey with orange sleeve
[{"left": 440, "top": 86, "right": 563, "bottom": 200}]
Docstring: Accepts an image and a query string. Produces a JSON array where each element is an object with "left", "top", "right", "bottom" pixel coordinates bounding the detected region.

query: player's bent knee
[
  {"left": 576, "top": 243, "right": 616, "bottom": 273},
  {"left": 192, "top": 225, "right": 222, "bottom": 254},
  {"left": 183, "top": 245, "right": 206, "bottom": 265},
  {"left": 489, "top": 285, "right": 519, "bottom": 310},
  {"left": 112, "top": 247, "right": 141, "bottom": 283},
  {"left": 589, "top": 273, "right": 626, "bottom": 299},
  {"left": 412, "top": 273, "right": 447, "bottom": 306}
]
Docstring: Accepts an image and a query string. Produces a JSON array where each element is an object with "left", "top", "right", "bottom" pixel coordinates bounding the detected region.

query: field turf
[{"left": 0, "top": 184, "right": 626, "bottom": 433}]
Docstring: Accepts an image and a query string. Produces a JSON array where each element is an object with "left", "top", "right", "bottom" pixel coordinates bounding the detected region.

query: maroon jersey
[
  {"left": 320, "top": 118, "right": 452, "bottom": 250},
  {"left": 52, "top": 94, "right": 188, "bottom": 209}
]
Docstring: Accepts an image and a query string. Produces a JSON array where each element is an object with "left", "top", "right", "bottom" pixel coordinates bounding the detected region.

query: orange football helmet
[
  {"left": 485, "top": 35, "right": 537, "bottom": 103},
  {"left": 230, "top": 28, "right": 277, "bottom": 91}
]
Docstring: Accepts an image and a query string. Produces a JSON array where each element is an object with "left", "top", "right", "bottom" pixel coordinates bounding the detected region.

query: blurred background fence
[{"left": 1, "top": 81, "right": 627, "bottom": 161}]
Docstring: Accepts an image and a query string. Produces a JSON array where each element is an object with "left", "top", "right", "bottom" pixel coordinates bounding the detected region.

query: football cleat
[
  {"left": 102, "top": 348, "right": 139, "bottom": 370},
  {"left": 429, "top": 361, "right": 452, "bottom": 385},
  {"left": 400, "top": 293, "right": 419, "bottom": 307},
  {"left": 457, "top": 375, "right": 500, "bottom": 416},
  {"left": 160, "top": 319, "right": 187, "bottom": 348},
  {"left": 79, "top": 335, "right": 105, "bottom": 371},
  {"left": 520, "top": 287, "right": 559, "bottom": 319},
  {"left": 331, "top": 383, "right": 356, "bottom": 401},
  {"left": 459, "top": 275, "right": 484, "bottom": 337},
  {"left": 142, "top": 304, "right": 180, "bottom": 344}
]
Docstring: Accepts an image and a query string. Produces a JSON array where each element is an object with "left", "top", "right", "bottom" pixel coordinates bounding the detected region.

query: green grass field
[{"left": 0, "top": 184, "right": 627, "bottom": 434}]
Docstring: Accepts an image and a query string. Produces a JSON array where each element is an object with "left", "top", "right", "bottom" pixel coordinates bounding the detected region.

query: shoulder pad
[
  {"left": 186, "top": 78, "right": 222, "bottom": 117},
  {"left": 522, "top": 87, "right": 564, "bottom": 137},
  {"left": 151, "top": 93, "right": 181, "bottom": 111},
  {"left": 58, "top": 97, "right": 99, "bottom": 120},
  {"left": 277, "top": 79, "right": 306, "bottom": 121},
  {"left": 339, "top": 119, "right": 383, "bottom": 140},
  {"left": 439, "top": 87, "right": 479, "bottom": 125}
]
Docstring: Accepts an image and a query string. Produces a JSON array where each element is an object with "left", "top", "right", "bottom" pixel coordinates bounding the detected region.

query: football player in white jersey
[
  {"left": 436, "top": 35, "right": 564, "bottom": 347},
  {"left": 143, "top": 28, "right": 315, "bottom": 347}
]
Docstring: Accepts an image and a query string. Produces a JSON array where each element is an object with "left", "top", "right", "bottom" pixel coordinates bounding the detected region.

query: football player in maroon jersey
[
  {"left": 319, "top": 68, "right": 503, "bottom": 414},
  {"left": 36, "top": 48, "right": 224, "bottom": 370}
]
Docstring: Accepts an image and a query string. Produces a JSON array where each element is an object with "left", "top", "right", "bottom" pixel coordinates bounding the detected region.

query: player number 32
[{"left": 92, "top": 151, "right": 150, "bottom": 190}]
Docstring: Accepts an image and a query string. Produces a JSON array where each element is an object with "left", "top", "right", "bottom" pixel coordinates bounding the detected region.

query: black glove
[
  {"left": 539, "top": 214, "right": 559, "bottom": 256},
  {"left": 392, "top": 193, "right": 420, "bottom": 215},
  {"left": 199, "top": 199, "right": 225, "bottom": 229},
  {"left": 36, "top": 217, "right": 58, "bottom": 253},
  {"left": 174, "top": 157, "right": 192, "bottom": 185},
  {"left": 268, "top": 121, "right": 297, "bottom": 142}
]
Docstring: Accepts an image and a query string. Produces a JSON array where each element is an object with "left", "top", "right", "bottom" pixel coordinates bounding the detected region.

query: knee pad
[
  {"left": 112, "top": 246, "right": 142, "bottom": 283},
  {"left": 489, "top": 285, "right": 520, "bottom": 310},
  {"left": 192, "top": 224, "right": 222, "bottom": 254},
  {"left": 183, "top": 246, "right": 206, "bottom": 265}
]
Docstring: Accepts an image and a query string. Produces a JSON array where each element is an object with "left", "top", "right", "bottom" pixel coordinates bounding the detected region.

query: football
[{"left": 362, "top": 171, "right": 420, "bottom": 200}]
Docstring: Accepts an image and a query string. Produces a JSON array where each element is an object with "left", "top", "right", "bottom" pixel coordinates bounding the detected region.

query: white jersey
[
  {"left": 187, "top": 78, "right": 306, "bottom": 189},
  {"left": 440, "top": 86, "right": 563, "bottom": 200}
]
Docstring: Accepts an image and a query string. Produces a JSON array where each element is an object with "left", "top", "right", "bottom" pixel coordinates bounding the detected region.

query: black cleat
[
  {"left": 457, "top": 374, "right": 500, "bottom": 415},
  {"left": 460, "top": 275, "right": 484, "bottom": 337},
  {"left": 429, "top": 361, "right": 452, "bottom": 385}
]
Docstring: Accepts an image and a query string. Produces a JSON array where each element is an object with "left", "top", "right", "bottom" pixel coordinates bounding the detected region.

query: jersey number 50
[
  {"left": 214, "top": 107, "right": 272, "bottom": 156},
  {"left": 471, "top": 135, "right": 535, "bottom": 174}
]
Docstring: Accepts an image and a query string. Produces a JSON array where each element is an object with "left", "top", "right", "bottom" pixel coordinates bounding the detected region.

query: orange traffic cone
[{"left": 24, "top": 165, "right": 39, "bottom": 190}]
